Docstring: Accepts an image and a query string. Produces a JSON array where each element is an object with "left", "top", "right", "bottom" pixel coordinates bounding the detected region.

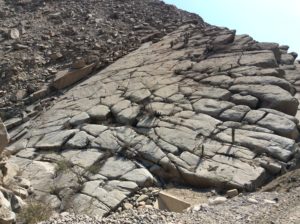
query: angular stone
[
  {"left": 180, "top": 151, "right": 201, "bottom": 168},
  {"left": 192, "top": 87, "right": 231, "bottom": 100},
  {"left": 154, "top": 84, "right": 179, "bottom": 98},
  {"left": 219, "top": 105, "right": 251, "bottom": 122},
  {"left": 215, "top": 129, "right": 295, "bottom": 161},
  {"left": 35, "top": 130, "right": 78, "bottom": 150},
  {"left": 82, "top": 181, "right": 125, "bottom": 209},
  {"left": 193, "top": 98, "right": 234, "bottom": 117},
  {"left": 87, "top": 105, "right": 110, "bottom": 120},
  {"left": 155, "top": 127, "right": 197, "bottom": 152},
  {"left": 257, "top": 113, "right": 299, "bottom": 139},
  {"left": 193, "top": 53, "right": 240, "bottom": 73},
  {"left": 68, "top": 193, "right": 109, "bottom": 218},
  {"left": 81, "top": 124, "right": 108, "bottom": 137},
  {"left": 230, "top": 94, "right": 258, "bottom": 109},
  {"left": 115, "top": 106, "right": 140, "bottom": 125},
  {"left": 240, "top": 50, "right": 278, "bottom": 68},
  {"left": 93, "top": 130, "right": 120, "bottom": 151},
  {"left": 121, "top": 168, "right": 154, "bottom": 187},
  {"left": 69, "top": 112, "right": 90, "bottom": 126},
  {"left": 196, "top": 155, "right": 266, "bottom": 190},
  {"left": 53, "top": 64, "right": 95, "bottom": 90},
  {"left": 98, "top": 157, "right": 136, "bottom": 179},
  {"left": 243, "top": 110, "right": 266, "bottom": 124},
  {"left": 111, "top": 100, "right": 131, "bottom": 114},
  {"left": 234, "top": 76, "right": 293, "bottom": 93},
  {"left": 9, "top": 157, "right": 56, "bottom": 193},
  {"left": 65, "top": 131, "right": 94, "bottom": 148},
  {"left": 230, "top": 84, "right": 298, "bottom": 115},
  {"left": 61, "top": 149, "right": 104, "bottom": 168},
  {"left": 146, "top": 102, "right": 176, "bottom": 116}
]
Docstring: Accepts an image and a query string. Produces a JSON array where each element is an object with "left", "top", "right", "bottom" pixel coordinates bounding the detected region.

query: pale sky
[{"left": 164, "top": 0, "right": 300, "bottom": 56}]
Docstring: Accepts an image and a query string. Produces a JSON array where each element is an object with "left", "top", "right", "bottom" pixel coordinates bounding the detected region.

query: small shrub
[{"left": 18, "top": 200, "right": 53, "bottom": 224}]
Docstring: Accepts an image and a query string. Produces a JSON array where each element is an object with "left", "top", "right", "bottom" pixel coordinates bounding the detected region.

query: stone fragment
[
  {"left": 226, "top": 189, "right": 239, "bottom": 198},
  {"left": 155, "top": 127, "right": 197, "bottom": 152},
  {"left": 82, "top": 181, "right": 125, "bottom": 209},
  {"left": 230, "top": 84, "right": 298, "bottom": 115},
  {"left": 257, "top": 113, "right": 299, "bottom": 139},
  {"left": 243, "top": 110, "right": 266, "bottom": 124},
  {"left": 69, "top": 112, "right": 90, "bottom": 126},
  {"left": 35, "top": 129, "right": 78, "bottom": 150},
  {"left": 121, "top": 168, "right": 154, "bottom": 187},
  {"left": 87, "top": 105, "right": 110, "bottom": 120},
  {"left": 65, "top": 131, "right": 93, "bottom": 148},
  {"left": 115, "top": 106, "right": 140, "bottom": 125},
  {"left": 192, "top": 87, "right": 231, "bottom": 100},
  {"left": 69, "top": 193, "right": 109, "bottom": 218},
  {"left": 193, "top": 98, "right": 234, "bottom": 117},
  {"left": 53, "top": 64, "right": 95, "bottom": 90},
  {"left": 61, "top": 149, "right": 104, "bottom": 168},
  {"left": 81, "top": 124, "right": 108, "bottom": 137},
  {"left": 123, "top": 203, "right": 133, "bottom": 210},
  {"left": 99, "top": 157, "right": 136, "bottom": 178},
  {"left": 219, "top": 105, "right": 251, "bottom": 122},
  {"left": 240, "top": 50, "right": 278, "bottom": 68},
  {"left": 230, "top": 94, "right": 258, "bottom": 109},
  {"left": 208, "top": 197, "right": 227, "bottom": 205},
  {"left": 10, "top": 28, "right": 20, "bottom": 39}
]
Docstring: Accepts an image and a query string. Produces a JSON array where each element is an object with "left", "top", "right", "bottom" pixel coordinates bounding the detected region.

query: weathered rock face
[
  {"left": 5, "top": 23, "right": 300, "bottom": 217},
  {"left": 0, "top": 119, "right": 31, "bottom": 224}
]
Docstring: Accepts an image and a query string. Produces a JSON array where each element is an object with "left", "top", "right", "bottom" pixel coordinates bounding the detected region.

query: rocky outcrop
[
  {"left": 4, "top": 22, "right": 300, "bottom": 218},
  {"left": 0, "top": 119, "right": 31, "bottom": 224}
]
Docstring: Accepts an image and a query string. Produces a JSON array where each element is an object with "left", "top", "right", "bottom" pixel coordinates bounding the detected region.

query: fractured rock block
[{"left": 53, "top": 63, "right": 95, "bottom": 90}]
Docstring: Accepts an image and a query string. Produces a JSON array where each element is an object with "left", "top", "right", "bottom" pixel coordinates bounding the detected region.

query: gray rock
[
  {"left": 219, "top": 105, "right": 251, "bottom": 122},
  {"left": 98, "top": 157, "right": 136, "bottom": 179},
  {"left": 154, "top": 84, "right": 179, "bottom": 98},
  {"left": 230, "top": 84, "right": 298, "bottom": 115},
  {"left": 230, "top": 94, "right": 258, "bottom": 109},
  {"left": 243, "top": 110, "right": 266, "bottom": 124},
  {"left": 257, "top": 113, "right": 299, "bottom": 139},
  {"left": 35, "top": 129, "right": 78, "bottom": 150},
  {"left": 82, "top": 181, "right": 125, "bottom": 209},
  {"left": 69, "top": 112, "right": 90, "bottom": 126},
  {"left": 61, "top": 149, "right": 104, "bottom": 168},
  {"left": 87, "top": 105, "right": 110, "bottom": 120},
  {"left": 68, "top": 193, "right": 109, "bottom": 218},
  {"left": 215, "top": 129, "right": 295, "bottom": 161},
  {"left": 240, "top": 50, "right": 278, "bottom": 68},
  {"left": 155, "top": 127, "right": 197, "bottom": 152},
  {"left": 65, "top": 131, "right": 94, "bottom": 148},
  {"left": 115, "top": 106, "right": 140, "bottom": 125},
  {"left": 193, "top": 98, "right": 234, "bottom": 117},
  {"left": 81, "top": 124, "right": 108, "bottom": 137},
  {"left": 121, "top": 168, "right": 154, "bottom": 187},
  {"left": 192, "top": 86, "right": 231, "bottom": 100}
]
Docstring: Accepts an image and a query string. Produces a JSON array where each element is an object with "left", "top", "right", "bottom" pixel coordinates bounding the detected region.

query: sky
[{"left": 164, "top": 0, "right": 300, "bottom": 55}]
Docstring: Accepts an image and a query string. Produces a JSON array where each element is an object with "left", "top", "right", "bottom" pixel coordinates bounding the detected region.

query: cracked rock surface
[{"left": 6, "top": 22, "right": 300, "bottom": 218}]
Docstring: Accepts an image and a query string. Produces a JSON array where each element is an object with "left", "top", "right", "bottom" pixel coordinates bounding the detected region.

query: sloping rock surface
[{"left": 6, "top": 23, "right": 300, "bottom": 217}]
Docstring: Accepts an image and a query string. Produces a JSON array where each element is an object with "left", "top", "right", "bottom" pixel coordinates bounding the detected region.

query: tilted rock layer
[{"left": 6, "top": 23, "right": 300, "bottom": 217}]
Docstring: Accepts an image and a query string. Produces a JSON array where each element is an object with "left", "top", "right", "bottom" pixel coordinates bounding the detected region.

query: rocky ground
[
  {"left": 40, "top": 184, "right": 300, "bottom": 224},
  {"left": 0, "top": 0, "right": 201, "bottom": 119}
]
